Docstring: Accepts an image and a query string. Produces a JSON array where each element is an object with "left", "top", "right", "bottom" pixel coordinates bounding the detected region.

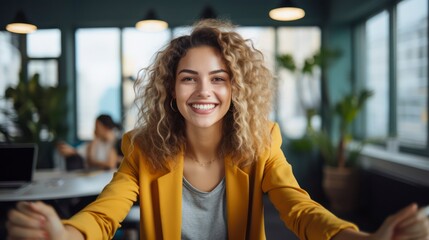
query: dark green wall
[
  {"left": 0, "top": 0, "right": 326, "bottom": 29},
  {"left": 322, "top": 26, "right": 354, "bottom": 103},
  {"left": 328, "top": 0, "right": 398, "bottom": 24}
]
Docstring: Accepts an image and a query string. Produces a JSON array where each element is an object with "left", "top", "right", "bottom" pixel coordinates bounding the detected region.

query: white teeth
[{"left": 191, "top": 104, "right": 215, "bottom": 110}]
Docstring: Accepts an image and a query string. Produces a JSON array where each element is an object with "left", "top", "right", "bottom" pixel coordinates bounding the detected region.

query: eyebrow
[{"left": 177, "top": 69, "right": 229, "bottom": 75}]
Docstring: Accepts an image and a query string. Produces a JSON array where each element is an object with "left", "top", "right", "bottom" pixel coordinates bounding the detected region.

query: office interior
[{"left": 0, "top": 0, "right": 428, "bottom": 239}]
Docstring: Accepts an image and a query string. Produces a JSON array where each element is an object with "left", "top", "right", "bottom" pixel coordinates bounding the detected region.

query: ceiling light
[
  {"left": 135, "top": 9, "right": 168, "bottom": 32},
  {"left": 6, "top": 10, "right": 37, "bottom": 34},
  {"left": 269, "top": 0, "right": 305, "bottom": 21}
]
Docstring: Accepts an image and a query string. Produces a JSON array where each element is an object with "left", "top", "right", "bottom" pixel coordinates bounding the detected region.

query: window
[
  {"left": 76, "top": 28, "right": 121, "bottom": 140},
  {"left": 122, "top": 28, "right": 170, "bottom": 131},
  {"left": 236, "top": 27, "right": 276, "bottom": 72},
  {"left": 172, "top": 27, "right": 191, "bottom": 37},
  {"left": 27, "top": 29, "right": 61, "bottom": 58},
  {"left": 236, "top": 27, "right": 276, "bottom": 120},
  {"left": 0, "top": 32, "right": 20, "bottom": 95},
  {"left": 364, "top": 11, "right": 389, "bottom": 140},
  {"left": 396, "top": 0, "right": 428, "bottom": 148},
  {"left": 0, "top": 32, "right": 20, "bottom": 142},
  {"left": 28, "top": 60, "right": 58, "bottom": 87},
  {"left": 1, "top": 29, "right": 61, "bottom": 142},
  {"left": 276, "top": 27, "right": 322, "bottom": 138},
  {"left": 27, "top": 29, "right": 61, "bottom": 87},
  {"left": 359, "top": 0, "right": 428, "bottom": 155}
]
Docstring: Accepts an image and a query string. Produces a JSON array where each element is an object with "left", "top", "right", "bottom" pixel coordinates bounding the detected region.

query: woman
[
  {"left": 6, "top": 19, "right": 429, "bottom": 240},
  {"left": 57, "top": 114, "right": 122, "bottom": 170},
  {"left": 86, "top": 114, "right": 122, "bottom": 170}
]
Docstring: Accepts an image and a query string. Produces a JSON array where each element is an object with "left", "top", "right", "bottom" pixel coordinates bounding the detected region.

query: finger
[
  {"left": 7, "top": 208, "right": 44, "bottom": 229},
  {"left": 396, "top": 218, "right": 429, "bottom": 239},
  {"left": 28, "top": 201, "right": 60, "bottom": 222},
  {"left": 6, "top": 221, "right": 48, "bottom": 239},
  {"left": 17, "top": 201, "right": 47, "bottom": 218},
  {"left": 388, "top": 203, "right": 418, "bottom": 227},
  {"left": 397, "top": 205, "right": 429, "bottom": 229},
  {"left": 397, "top": 216, "right": 417, "bottom": 229}
]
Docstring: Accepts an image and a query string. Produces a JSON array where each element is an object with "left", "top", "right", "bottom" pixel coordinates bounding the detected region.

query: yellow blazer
[{"left": 63, "top": 123, "right": 357, "bottom": 240}]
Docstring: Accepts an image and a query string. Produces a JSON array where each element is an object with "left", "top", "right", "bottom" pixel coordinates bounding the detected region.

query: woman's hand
[
  {"left": 370, "top": 203, "right": 429, "bottom": 240},
  {"left": 333, "top": 203, "right": 429, "bottom": 240},
  {"left": 57, "top": 142, "right": 77, "bottom": 157},
  {"left": 6, "top": 201, "right": 69, "bottom": 240}
]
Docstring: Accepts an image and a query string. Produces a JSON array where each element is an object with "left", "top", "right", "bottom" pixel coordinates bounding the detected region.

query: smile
[{"left": 190, "top": 103, "right": 216, "bottom": 110}]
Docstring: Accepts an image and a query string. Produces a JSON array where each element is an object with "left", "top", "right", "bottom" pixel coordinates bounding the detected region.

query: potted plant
[
  {"left": 278, "top": 49, "right": 373, "bottom": 213},
  {"left": 276, "top": 49, "right": 341, "bottom": 195},
  {"left": 2, "top": 72, "right": 67, "bottom": 168},
  {"left": 314, "top": 89, "right": 373, "bottom": 213},
  {"left": 277, "top": 49, "right": 341, "bottom": 150}
]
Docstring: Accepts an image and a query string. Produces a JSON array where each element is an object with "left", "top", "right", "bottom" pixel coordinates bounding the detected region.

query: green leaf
[{"left": 277, "top": 54, "right": 296, "bottom": 71}]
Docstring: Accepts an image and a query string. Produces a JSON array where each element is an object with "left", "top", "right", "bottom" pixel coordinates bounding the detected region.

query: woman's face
[
  {"left": 174, "top": 45, "right": 232, "bottom": 131},
  {"left": 94, "top": 120, "right": 111, "bottom": 140},
  {"left": 94, "top": 120, "right": 104, "bottom": 138}
]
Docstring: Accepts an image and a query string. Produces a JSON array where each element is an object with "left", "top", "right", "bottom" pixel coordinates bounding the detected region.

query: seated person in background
[{"left": 57, "top": 114, "right": 122, "bottom": 171}]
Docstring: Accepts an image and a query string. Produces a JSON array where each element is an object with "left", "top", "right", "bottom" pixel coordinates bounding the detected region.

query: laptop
[{"left": 0, "top": 143, "right": 38, "bottom": 190}]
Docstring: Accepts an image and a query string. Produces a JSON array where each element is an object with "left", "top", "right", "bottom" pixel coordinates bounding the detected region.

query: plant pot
[{"left": 322, "top": 166, "right": 360, "bottom": 213}]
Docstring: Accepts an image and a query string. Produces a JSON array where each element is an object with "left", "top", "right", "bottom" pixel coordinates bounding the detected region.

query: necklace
[{"left": 187, "top": 154, "right": 218, "bottom": 167}]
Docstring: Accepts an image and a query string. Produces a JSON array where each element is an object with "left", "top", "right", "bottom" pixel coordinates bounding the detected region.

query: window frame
[{"left": 354, "top": 0, "right": 429, "bottom": 157}]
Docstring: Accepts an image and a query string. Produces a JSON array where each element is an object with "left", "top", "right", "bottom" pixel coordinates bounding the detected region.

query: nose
[{"left": 196, "top": 77, "right": 212, "bottom": 98}]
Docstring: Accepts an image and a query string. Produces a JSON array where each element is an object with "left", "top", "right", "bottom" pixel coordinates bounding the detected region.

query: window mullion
[{"left": 388, "top": 5, "right": 397, "bottom": 138}]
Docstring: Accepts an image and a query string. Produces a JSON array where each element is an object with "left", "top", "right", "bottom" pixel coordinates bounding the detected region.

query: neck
[
  {"left": 185, "top": 124, "right": 223, "bottom": 165},
  {"left": 186, "top": 122, "right": 222, "bottom": 147}
]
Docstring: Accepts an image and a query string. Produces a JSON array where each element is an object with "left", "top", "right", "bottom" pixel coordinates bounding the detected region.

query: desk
[{"left": 0, "top": 170, "right": 115, "bottom": 201}]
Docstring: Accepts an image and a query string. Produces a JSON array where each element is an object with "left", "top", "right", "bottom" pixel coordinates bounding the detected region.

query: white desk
[{"left": 0, "top": 170, "right": 115, "bottom": 201}]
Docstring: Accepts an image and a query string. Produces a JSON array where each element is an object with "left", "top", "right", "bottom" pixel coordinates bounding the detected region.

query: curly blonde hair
[{"left": 132, "top": 19, "right": 273, "bottom": 170}]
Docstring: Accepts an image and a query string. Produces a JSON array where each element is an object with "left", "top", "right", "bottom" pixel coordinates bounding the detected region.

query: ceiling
[{"left": 0, "top": 0, "right": 390, "bottom": 30}]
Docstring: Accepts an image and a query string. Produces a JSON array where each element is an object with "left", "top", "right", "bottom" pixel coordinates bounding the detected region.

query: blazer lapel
[
  {"left": 225, "top": 156, "right": 250, "bottom": 240},
  {"left": 157, "top": 154, "right": 184, "bottom": 239}
]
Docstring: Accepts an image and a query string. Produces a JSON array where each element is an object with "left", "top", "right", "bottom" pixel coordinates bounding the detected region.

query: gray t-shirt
[{"left": 181, "top": 177, "right": 227, "bottom": 240}]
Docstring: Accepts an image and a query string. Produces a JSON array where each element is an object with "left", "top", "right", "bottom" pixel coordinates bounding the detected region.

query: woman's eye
[
  {"left": 212, "top": 77, "right": 225, "bottom": 82},
  {"left": 182, "top": 77, "right": 194, "bottom": 82}
]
